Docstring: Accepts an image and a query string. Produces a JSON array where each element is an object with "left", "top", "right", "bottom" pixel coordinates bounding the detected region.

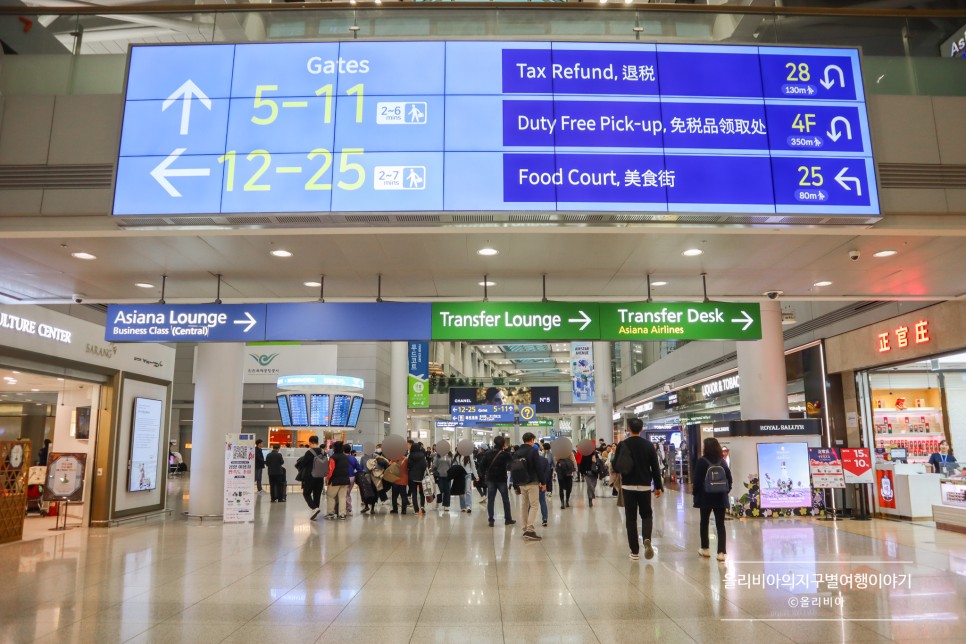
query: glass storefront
[{"left": 865, "top": 351, "right": 964, "bottom": 473}]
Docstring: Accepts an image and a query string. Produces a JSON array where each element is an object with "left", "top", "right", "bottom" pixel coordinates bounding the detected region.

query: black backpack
[
  {"left": 703, "top": 459, "right": 729, "bottom": 494},
  {"left": 555, "top": 458, "right": 575, "bottom": 477},
  {"left": 510, "top": 454, "right": 530, "bottom": 485}
]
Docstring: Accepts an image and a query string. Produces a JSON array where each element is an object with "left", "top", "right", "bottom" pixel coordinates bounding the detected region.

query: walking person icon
[{"left": 407, "top": 168, "right": 425, "bottom": 189}]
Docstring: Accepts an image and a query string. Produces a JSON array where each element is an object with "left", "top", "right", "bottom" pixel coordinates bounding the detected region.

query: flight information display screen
[
  {"left": 309, "top": 393, "right": 331, "bottom": 427},
  {"left": 330, "top": 394, "right": 351, "bottom": 427},
  {"left": 114, "top": 41, "right": 877, "bottom": 217},
  {"left": 288, "top": 393, "right": 308, "bottom": 427},
  {"left": 276, "top": 395, "right": 292, "bottom": 427},
  {"left": 347, "top": 396, "right": 364, "bottom": 427}
]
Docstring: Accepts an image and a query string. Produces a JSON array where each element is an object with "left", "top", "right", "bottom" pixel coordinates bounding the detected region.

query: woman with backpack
[
  {"left": 457, "top": 451, "right": 478, "bottom": 513},
  {"left": 692, "top": 437, "right": 733, "bottom": 562},
  {"left": 554, "top": 453, "right": 576, "bottom": 509}
]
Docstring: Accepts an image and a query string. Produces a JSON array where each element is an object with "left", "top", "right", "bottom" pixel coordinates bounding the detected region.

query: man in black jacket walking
[{"left": 613, "top": 418, "right": 663, "bottom": 561}]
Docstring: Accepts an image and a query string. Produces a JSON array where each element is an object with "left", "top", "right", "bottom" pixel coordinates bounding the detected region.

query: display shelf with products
[{"left": 874, "top": 435, "right": 946, "bottom": 463}]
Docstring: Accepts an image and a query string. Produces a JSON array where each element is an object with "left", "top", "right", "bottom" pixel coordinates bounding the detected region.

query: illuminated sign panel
[
  {"left": 114, "top": 41, "right": 878, "bottom": 218},
  {"left": 876, "top": 320, "right": 930, "bottom": 354}
]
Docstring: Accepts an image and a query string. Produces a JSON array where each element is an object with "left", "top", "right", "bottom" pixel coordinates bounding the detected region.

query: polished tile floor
[{"left": 2, "top": 477, "right": 964, "bottom": 644}]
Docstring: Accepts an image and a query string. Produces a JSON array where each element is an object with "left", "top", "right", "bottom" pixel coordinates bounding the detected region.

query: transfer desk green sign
[{"left": 431, "top": 302, "right": 760, "bottom": 341}]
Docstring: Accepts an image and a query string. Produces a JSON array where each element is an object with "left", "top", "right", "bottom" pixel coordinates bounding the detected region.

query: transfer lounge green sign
[{"left": 431, "top": 302, "right": 761, "bottom": 341}]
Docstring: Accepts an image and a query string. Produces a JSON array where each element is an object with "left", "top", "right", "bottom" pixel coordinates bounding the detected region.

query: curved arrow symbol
[
  {"left": 151, "top": 148, "right": 211, "bottom": 197},
  {"left": 731, "top": 310, "right": 754, "bottom": 332},
  {"left": 820, "top": 64, "right": 845, "bottom": 90},
  {"left": 834, "top": 167, "right": 862, "bottom": 196},
  {"left": 162, "top": 79, "right": 212, "bottom": 136},
  {"left": 568, "top": 310, "right": 593, "bottom": 332},
  {"left": 827, "top": 116, "right": 852, "bottom": 142},
  {"left": 233, "top": 311, "right": 257, "bottom": 333}
]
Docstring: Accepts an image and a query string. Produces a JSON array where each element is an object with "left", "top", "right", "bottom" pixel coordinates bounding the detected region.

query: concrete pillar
[
  {"left": 189, "top": 342, "right": 245, "bottom": 517},
  {"left": 619, "top": 342, "right": 633, "bottom": 383},
  {"left": 390, "top": 341, "right": 409, "bottom": 437},
  {"left": 737, "top": 299, "right": 789, "bottom": 420},
  {"left": 462, "top": 343, "right": 474, "bottom": 378},
  {"left": 593, "top": 341, "right": 614, "bottom": 444}
]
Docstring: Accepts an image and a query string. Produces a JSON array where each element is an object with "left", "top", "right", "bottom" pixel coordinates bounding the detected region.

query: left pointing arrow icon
[
  {"left": 162, "top": 79, "right": 212, "bottom": 136},
  {"left": 151, "top": 148, "right": 211, "bottom": 197},
  {"left": 233, "top": 312, "right": 257, "bottom": 333}
]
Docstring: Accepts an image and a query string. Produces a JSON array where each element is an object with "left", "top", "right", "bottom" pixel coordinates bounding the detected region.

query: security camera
[
  {"left": 848, "top": 249, "right": 860, "bottom": 261},
  {"left": 764, "top": 290, "right": 783, "bottom": 300},
  {"left": 663, "top": 383, "right": 672, "bottom": 393},
  {"left": 72, "top": 294, "right": 84, "bottom": 304}
]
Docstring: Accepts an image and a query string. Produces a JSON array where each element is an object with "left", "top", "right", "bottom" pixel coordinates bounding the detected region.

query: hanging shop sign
[
  {"left": 701, "top": 374, "right": 740, "bottom": 399},
  {"left": 728, "top": 419, "right": 822, "bottom": 437},
  {"left": 571, "top": 341, "right": 595, "bottom": 404}
]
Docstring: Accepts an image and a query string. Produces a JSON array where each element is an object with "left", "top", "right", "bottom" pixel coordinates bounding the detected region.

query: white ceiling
[{"left": 1, "top": 225, "right": 965, "bottom": 304}]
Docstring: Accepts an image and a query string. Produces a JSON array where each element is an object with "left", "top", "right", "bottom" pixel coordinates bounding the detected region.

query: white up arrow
[
  {"left": 233, "top": 311, "right": 257, "bottom": 333},
  {"left": 567, "top": 310, "right": 593, "bottom": 332},
  {"left": 730, "top": 310, "right": 755, "bottom": 332},
  {"left": 834, "top": 167, "right": 862, "bottom": 196},
  {"left": 150, "top": 148, "right": 211, "bottom": 197},
  {"left": 826, "top": 116, "right": 852, "bottom": 142},
  {"left": 162, "top": 79, "right": 212, "bottom": 136},
  {"left": 820, "top": 64, "right": 845, "bottom": 90}
]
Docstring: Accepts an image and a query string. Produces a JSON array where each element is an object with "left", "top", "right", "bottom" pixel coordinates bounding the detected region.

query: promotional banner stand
[
  {"left": 850, "top": 485, "right": 873, "bottom": 521},
  {"left": 48, "top": 501, "right": 80, "bottom": 532}
]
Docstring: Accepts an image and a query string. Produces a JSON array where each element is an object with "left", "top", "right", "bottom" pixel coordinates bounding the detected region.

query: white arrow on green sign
[{"left": 599, "top": 302, "right": 761, "bottom": 340}]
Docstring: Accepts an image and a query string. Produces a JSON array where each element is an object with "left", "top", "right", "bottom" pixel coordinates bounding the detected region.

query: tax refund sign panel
[{"left": 113, "top": 41, "right": 878, "bottom": 218}]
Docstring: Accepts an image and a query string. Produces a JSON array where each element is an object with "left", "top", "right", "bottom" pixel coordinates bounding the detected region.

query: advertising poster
[
  {"left": 408, "top": 341, "right": 429, "bottom": 408},
  {"left": 876, "top": 468, "right": 897, "bottom": 509},
  {"left": 756, "top": 442, "right": 812, "bottom": 509},
  {"left": 224, "top": 433, "right": 256, "bottom": 523},
  {"left": 43, "top": 453, "right": 87, "bottom": 502},
  {"left": 129, "top": 397, "right": 163, "bottom": 492},
  {"left": 570, "top": 342, "right": 595, "bottom": 404},
  {"left": 448, "top": 385, "right": 559, "bottom": 413},
  {"left": 808, "top": 447, "right": 846, "bottom": 489},
  {"left": 841, "top": 448, "right": 875, "bottom": 484}
]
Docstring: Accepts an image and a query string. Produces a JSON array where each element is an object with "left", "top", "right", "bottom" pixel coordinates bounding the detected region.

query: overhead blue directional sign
[
  {"left": 114, "top": 41, "right": 878, "bottom": 218},
  {"left": 107, "top": 304, "right": 266, "bottom": 341},
  {"left": 451, "top": 405, "right": 516, "bottom": 426}
]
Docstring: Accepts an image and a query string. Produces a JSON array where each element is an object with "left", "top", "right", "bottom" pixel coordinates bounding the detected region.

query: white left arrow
[
  {"left": 162, "top": 79, "right": 212, "bottom": 136},
  {"left": 730, "top": 310, "right": 754, "bottom": 332},
  {"left": 151, "top": 148, "right": 210, "bottom": 197},
  {"left": 834, "top": 167, "right": 862, "bottom": 196},
  {"left": 567, "top": 310, "right": 593, "bottom": 332},
  {"left": 233, "top": 311, "right": 257, "bottom": 333}
]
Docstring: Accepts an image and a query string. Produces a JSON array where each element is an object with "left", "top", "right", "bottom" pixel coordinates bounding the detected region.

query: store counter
[
  {"left": 934, "top": 478, "right": 966, "bottom": 534},
  {"left": 875, "top": 462, "right": 941, "bottom": 520}
]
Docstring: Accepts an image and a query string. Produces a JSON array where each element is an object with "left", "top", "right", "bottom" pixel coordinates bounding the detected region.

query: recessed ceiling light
[
  {"left": 651, "top": 281, "right": 668, "bottom": 287},
  {"left": 813, "top": 281, "right": 833, "bottom": 287},
  {"left": 477, "top": 248, "right": 499, "bottom": 256},
  {"left": 681, "top": 249, "right": 703, "bottom": 257},
  {"left": 31, "top": 388, "right": 39, "bottom": 392},
  {"left": 134, "top": 282, "right": 155, "bottom": 289},
  {"left": 71, "top": 252, "right": 96, "bottom": 260},
  {"left": 873, "top": 250, "right": 897, "bottom": 258},
  {"left": 11, "top": 371, "right": 19, "bottom": 374},
  {"left": 304, "top": 281, "right": 322, "bottom": 288},
  {"left": 57, "top": 378, "right": 65, "bottom": 381},
  {"left": 479, "top": 281, "right": 496, "bottom": 287},
  {"left": 270, "top": 249, "right": 293, "bottom": 258}
]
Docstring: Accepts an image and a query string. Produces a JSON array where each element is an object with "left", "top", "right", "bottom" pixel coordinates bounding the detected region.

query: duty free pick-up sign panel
[{"left": 113, "top": 41, "right": 878, "bottom": 217}]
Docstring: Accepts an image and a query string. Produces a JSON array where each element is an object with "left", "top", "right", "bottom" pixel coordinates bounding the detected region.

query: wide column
[
  {"left": 593, "top": 341, "right": 614, "bottom": 444},
  {"left": 462, "top": 343, "right": 475, "bottom": 378},
  {"left": 737, "top": 299, "right": 789, "bottom": 419},
  {"left": 189, "top": 342, "right": 245, "bottom": 517},
  {"left": 390, "top": 341, "right": 409, "bottom": 437}
]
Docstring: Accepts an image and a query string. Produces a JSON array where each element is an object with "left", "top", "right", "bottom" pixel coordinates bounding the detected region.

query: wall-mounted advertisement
[
  {"left": 408, "top": 341, "right": 429, "bottom": 408},
  {"left": 448, "top": 386, "right": 559, "bottom": 413},
  {"left": 757, "top": 442, "right": 812, "bottom": 509},
  {"left": 128, "top": 397, "right": 163, "bottom": 492},
  {"left": 570, "top": 341, "right": 595, "bottom": 404},
  {"left": 808, "top": 447, "right": 846, "bottom": 489}
]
